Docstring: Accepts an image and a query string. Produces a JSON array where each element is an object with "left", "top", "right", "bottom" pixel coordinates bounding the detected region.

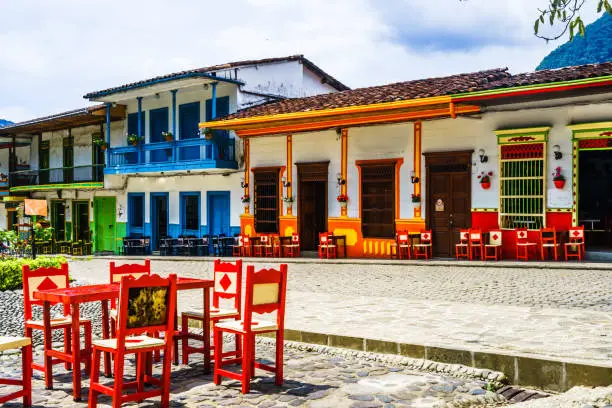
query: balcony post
[
  {"left": 105, "top": 103, "right": 111, "bottom": 166},
  {"left": 211, "top": 82, "right": 218, "bottom": 119},
  {"left": 137, "top": 97, "right": 143, "bottom": 164},
  {"left": 171, "top": 90, "right": 177, "bottom": 162}
]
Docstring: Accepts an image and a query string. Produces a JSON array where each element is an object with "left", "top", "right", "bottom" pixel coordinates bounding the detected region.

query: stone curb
[
  {"left": 256, "top": 329, "right": 611, "bottom": 393},
  {"left": 72, "top": 255, "right": 612, "bottom": 271}
]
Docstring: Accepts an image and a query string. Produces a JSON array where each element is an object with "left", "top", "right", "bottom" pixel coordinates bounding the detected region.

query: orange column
[
  {"left": 341, "top": 128, "right": 348, "bottom": 217},
  {"left": 414, "top": 122, "right": 422, "bottom": 219},
  {"left": 244, "top": 138, "right": 250, "bottom": 214},
  {"left": 286, "top": 134, "right": 293, "bottom": 215}
]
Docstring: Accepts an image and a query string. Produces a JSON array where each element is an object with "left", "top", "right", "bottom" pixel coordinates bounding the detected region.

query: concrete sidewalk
[{"left": 68, "top": 257, "right": 612, "bottom": 391}]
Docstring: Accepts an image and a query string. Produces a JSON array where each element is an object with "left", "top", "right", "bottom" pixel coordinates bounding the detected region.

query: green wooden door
[{"left": 94, "top": 197, "right": 116, "bottom": 253}]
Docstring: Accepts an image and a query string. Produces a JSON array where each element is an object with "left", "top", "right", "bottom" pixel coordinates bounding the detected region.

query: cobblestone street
[{"left": 0, "top": 339, "right": 511, "bottom": 408}]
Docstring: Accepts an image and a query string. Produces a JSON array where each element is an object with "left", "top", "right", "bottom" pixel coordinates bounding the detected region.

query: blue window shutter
[
  {"left": 179, "top": 102, "right": 201, "bottom": 161},
  {"left": 149, "top": 107, "right": 169, "bottom": 162}
]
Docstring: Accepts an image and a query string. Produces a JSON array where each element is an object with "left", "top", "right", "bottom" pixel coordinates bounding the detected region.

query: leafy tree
[{"left": 533, "top": 0, "right": 612, "bottom": 41}]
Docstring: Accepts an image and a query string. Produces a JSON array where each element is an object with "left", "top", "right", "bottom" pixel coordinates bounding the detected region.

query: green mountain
[{"left": 537, "top": 13, "right": 612, "bottom": 70}]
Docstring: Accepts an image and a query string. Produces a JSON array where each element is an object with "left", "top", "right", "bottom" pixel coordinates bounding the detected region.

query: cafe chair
[
  {"left": 318, "top": 232, "right": 337, "bottom": 259},
  {"left": 89, "top": 274, "right": 177, "bottom": 408},
  {"left": 267, "top": 234, "right": 282, "bottom": 257},
  {"left": 196, "top": 236, "right": 210, "bottom": 256},
  {"left": 282, "top": 233, "right": 301, "bottom": 258},
  {"left": 22, "top": 263, "right": 92, "bottom": 388},
  {"left": 469, "top": 229, "right": 484, "bottom": 260},
  {"left": 253, "top": 235, "right": 269, "bottom": 257},
  {"left": 397, "top": 231, "right": 411, "bottom": 260},
  {"left": 242, "top": 236, "right": 252, "bottom": 257},
  {"left": 108, "top": 260, "right": 152, "bottom": 335},
  {"left": 455, "top": 229, "right": 470, "bottom": 260},
  {"left": 413, "top": 230, "right": 433, "bottom": 260},
  {"left": 539, "top": 227, "right": 560, "bottom": 261},
  {"left": 214, "top": 264, "right": 288, "bottom": 394},
  {"left": 0, "top": 336, "right": 32, "bottom": 407},
  {"left": 180, "top": 259, "right": 243, "bottom": 365},
  {"left": 565, "top": 226, "right": 585, "bottom": 261},
  {"left": 515, "top": 228, "right": 537, "bottom": 261},
  {"left": 233, "top": 235, "right": 244, "bottom": 257},
  {"left": 484, "top": 230, "right": 503, "bottom": 261}
]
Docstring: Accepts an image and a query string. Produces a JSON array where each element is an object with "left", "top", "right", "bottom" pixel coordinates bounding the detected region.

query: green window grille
[{"left": 499, "top": 143, "right": 545, "bottom": 230}]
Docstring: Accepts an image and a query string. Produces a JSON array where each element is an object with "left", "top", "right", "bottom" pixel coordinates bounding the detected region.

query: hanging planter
[
  {"left": 203, "top": 128, "right": 214, "bottom": 140},
  {"left": 127, "top": 134, "right": 143, "bottom": 147},
  {"left": 162, "top": 131, "right": 174, "bottom": 142},
  {"left": 337, "top": 194, "right": 348, "bottom": 208},
  {"left": 552, "top": 167, "right": 566, "bottom": 189},
  {"left": 478, "top": 171, "right": 493, "bottom": 190}
]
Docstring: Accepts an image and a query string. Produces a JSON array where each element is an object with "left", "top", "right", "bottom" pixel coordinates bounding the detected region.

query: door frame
[
  {"left": 50, "top": 199, "right": 67, "bottom": 241},
  {"left": 207, "top": 191, "right": 231, "bottom": 236},
  {"left": 127, "top": 193, "right": 145, "bottom": 236},
  {"left": 296, "top": 161, "right": 329, "bottom": 247},
  {"left": 150, "top": 192, "right": 170, "bottom": 250},
  {"left": 71, "top": 199, "right": 90, "bottom": 242},
  {"left": 424, "top": 150, "right": 473, "bottom": 255},
  {"left": 94, "top": 196, "right": 116, "bottom": 253}
]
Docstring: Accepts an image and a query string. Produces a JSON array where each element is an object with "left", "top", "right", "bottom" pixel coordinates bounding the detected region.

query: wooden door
[
  {"left": 297, "top": 162, "right": 329, "bottom": 250},
  {"left": 95, "top": 197, "right": 116, "bottom": 253},
  {"left": 208, "top": 192, "right": 231, "bottom": 236},
  {"left": 151, "top": 194, "right": 169, "bottom": 250},
  {"left": 425, "top": 151, "right": 472, "bottom": 258}
]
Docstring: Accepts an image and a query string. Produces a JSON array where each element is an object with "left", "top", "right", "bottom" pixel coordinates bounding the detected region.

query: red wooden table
[{"left": 33, "top": 277, "right": 213, "bottom": 401}]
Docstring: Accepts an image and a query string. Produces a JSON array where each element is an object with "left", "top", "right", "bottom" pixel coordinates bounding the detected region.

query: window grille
[
  {"left": 183, "top": 195, "right": 199, "bottom": 231},
  {"left": 254, "top": 170, "right": 279, "bottom": 233},
  {"left": 360, "top": 164, "right": 395, "bottom": 238},
  {"left": 499, "top": 143, "right": 545, "bottom": 230}
]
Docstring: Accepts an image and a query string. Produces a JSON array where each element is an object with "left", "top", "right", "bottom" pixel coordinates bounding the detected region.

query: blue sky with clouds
[{"left": 0, "top": 0, "right": 601, "bottom": 122}]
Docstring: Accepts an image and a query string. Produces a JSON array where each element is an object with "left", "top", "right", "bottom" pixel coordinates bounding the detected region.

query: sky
[{"left": 0, "top": 0, "right": 601, "bottom": 122}]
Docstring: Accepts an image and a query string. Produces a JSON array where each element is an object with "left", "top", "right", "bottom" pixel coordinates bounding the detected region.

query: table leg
[
  {"left": 42, "top": 301, "right": 53, "bottom": 390},
  {"left": 203, "top": 287, "right": 211, "bottom": 374},
  {"left": 70, "top": 302, "right": 82, "bottom": 401},
  {"left": 101, "top": 300, "right": 111, "bottom": 377}
]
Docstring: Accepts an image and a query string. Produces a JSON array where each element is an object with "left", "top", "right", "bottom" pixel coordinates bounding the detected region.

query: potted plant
[
  {"left": 336, "top": 194, "right": 349, "bottom": 208},
  {"left": 203, "top": 128, "right": 213, "bottom": 140},
  {"left": 411, "top": 193, "right": 421, "bottom": 203},
  {"left": 478, "top": 171, "right": 493, "bottom": 190},
  {"left": 283, "top": 196, "right": 294, "bottom": 207},
  {"left": 93, "top": 136, "right": 109, "bottom": 150},
  {"left": 127, "top": 134, "right": 143, "bottom": 146},
  {"left": 241, "top": 195, "right": 250, "bottom": 204},
  {"left": 162, "top": 131, "right": 174, "bottom": 142},
  {"left": 552, "top": 166, "right": 565, "bottom": 189}
]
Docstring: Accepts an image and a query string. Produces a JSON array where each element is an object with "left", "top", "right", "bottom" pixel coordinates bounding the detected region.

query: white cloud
[{"left": 0, "top": 0, "right": 603, "bottom": 122}]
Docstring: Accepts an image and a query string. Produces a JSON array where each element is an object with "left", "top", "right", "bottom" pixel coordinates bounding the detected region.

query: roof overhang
[
  {"left": 200, "top": 96, "right": 481, "bottom": 137},
  {"left": 0, "top": 104, "right": 125, "bottom": 136},
  {"left": 85, "top": 73, "right": 244, "bottom": 103}
]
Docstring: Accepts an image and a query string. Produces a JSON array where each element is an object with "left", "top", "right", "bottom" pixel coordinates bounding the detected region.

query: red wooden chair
[
  {"left": 180, "top": 259, "right": 243, "bottom": 365},
  {"left": 265, "top": 234, "right": 279, "bottom": 257},
  {"left": 413, "top": 230, "right": 432, "bottom": 259},
  {"left": 89, "top": 274, "right": 177, "bottom": 408},
  {"left": 469, "top": 229, "right": 484, "bottom": 260},
  {"left": 233, "top": 235, "right": 244, "bottom": 257},
  {"left": 455, "top": 229, "right": 469, "bottom": 260},
  {"left": 318, "top": 233, "right": 337, "bottom": 259},
  {"left": 484, "top": 230, "right": 503, "bottom": 261},
  {"left": 214, "top": 264, "right": 288, "bottom": 394},
  {"left": 109, "top": 260, "right": 151, "bottom": 325},
  {"left": 397, "top": 231, "right": 411, "bottom": 260},
  {"left": 0, "top": 336, "right": 31, "bottom": 406},
  {"left": 515, "top": 228, "right": 537, "bottom": 261},
  {"left": 282, "top": 233, "right": 300, "bottom": 257},
  {"left": 253, "top": 235, "right": 269, "bottom": 257},
  {"left": 565, "top": 226, "right": 585, "bottom": 261},
  {"left": 242, "top": 236, "right": 252, "bottom": 257},
  {"left": 539, "top": 227, "right": 560, "bottom": 261},
  {"left": 22, "top": 263, "right": 92, "bottom": 384}
]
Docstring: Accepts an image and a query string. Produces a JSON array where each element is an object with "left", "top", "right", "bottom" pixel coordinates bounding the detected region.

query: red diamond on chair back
[
  {"left": 291, "top": 233, "right": 299, "bottom": 243},
  {"left": 22, "top": 263, "right": 70, "bottom": 320},
  {"left": 260, "top": 235, "right": 269, "bottom": 244},
  {"left": 420, "top": 231, "right": 431, "bottom": 242},
  {"left": 489, "top": 230, "right": 502, "bottom": 246},
  {"left": 213, "top": 259, "right": 243, "bottom": 312},
  {"left": 36, "top": 277, "right": 59, "bottom": 291},
  {"left": 516, "top": 229, "right": 528, "bottom": 241}
]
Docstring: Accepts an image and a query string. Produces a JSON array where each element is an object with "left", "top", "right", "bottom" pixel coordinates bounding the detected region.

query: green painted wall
[{"left": 116, "top": 222, "right": 127, "bottom": 254}]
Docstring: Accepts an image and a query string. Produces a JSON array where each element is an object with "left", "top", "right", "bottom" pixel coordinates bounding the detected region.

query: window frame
[
  {"left": 357, "top": 159, "right": 401, "bottom": 239},
  {"left": 127, "top": 192, "right": 145, "bottom": 236},
  {"left": 253, "top": 167, "right": 281, "bottom": 234},
  {"left": 180, "top": 192, "right": 201, "bottom": 235}
]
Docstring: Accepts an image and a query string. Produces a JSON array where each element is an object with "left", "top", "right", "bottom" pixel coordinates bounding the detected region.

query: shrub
[{"left": 0, "top": 256, "right": 67, "bottom": 291}]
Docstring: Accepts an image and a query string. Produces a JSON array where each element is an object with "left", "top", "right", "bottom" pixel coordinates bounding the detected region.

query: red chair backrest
[
  {"left": 469, "top": 229, "right": 483, "bottom": 244},
  {"left": 243, "top": 236, "right": 250, "bottom": 246},
  {"left": 115, "top": 274, "right": 177, "bottom": 341},
  {"left": 237, "top": 235, "right": 244, "bottom": 247},
  {"left": 515, "top": 228, "right": 529, "bottom": 242},
  {"left": 459, "top": 229, "right": 469, "bottom": 243},
  {"left": 420, "top": 230, "right": 432, "bottom": 243},
  {"left": 260, "top": 235, "right": 269, "bottom": 244},
  {"left": 242, "top": 264, "right": 288, "bottom": 333},
  {"left": 291, "top": 233, "right": 299, "bottom": 244},
  {"left": 22, "top": 263, "right": 70, "bottom": 320},
  {"left": 110, "top": 259, "right": 151, "bottom": 283},
  {"left": 568, "top": 226, "right": 585, "bottom": 243},
  {"left": 489, "top": 230, "right": 503, "bottom": 245},
  {"left": 539, "top": 227, "right": 557, "bottom": 244},
  {"left": 213, "top": 259, "right": 242, "bottom": 314},
  {"left": 397, "top": 231, "right": 409, "bottom": 243},
  {"left": 319, "top": 233, "right": 331, "bottom": 244}
]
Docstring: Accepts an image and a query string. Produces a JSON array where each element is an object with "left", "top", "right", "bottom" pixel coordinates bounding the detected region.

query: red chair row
[
  {"left": 455, "top": 229, "right": 503, "bottom": 261},
  {"left": 391, "top": 230, "right": 433, "bottom": 260},
  {"left": 234, "top": 234, "right": 301, "bottom": 258}
]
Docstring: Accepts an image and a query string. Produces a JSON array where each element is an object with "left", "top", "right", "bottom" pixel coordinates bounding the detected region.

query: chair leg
[
  {"left": 83, "top": 322, "right": 92, "bottom": 373},
  {"left": 161, "top": 344, "right": 173, "bottom": 408},
  {"left": 64, "top": 327, "right": 72, "bottom": 371},
  {"left": 213, "top": 327, "right": 223, "bottom": 385},
  {"left": 89, "top": 348, "right": 101, "bottom": 408},
  {"left": 181, "top": 314, "right": 189, "bottom": 365},
  {"left": 112, "top": 350, "right": 125, "bottom": 408},
  {"left": 22, "top": 343, "right": 32, "bottom": 407},
  {"left": 136, "top": 352, "right": 145, "bottom": 402},
  {"left": 275, "top": 330, "right": 284, "bottom": 386},
  {"left": 251, "top": 337, "right": 256, "bottom": 379},
  {"left": 241, "top": 334, "right": 252, "bottom": 394}
]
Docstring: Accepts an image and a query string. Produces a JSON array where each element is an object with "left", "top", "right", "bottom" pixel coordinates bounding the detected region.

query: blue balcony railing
[{"left": 105, "top": 135, "right": 237, "bottom": 174}]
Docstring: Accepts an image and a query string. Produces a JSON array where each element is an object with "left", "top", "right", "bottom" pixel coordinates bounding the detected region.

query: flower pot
[
  {"left": 164, "top": 136, "right": 173, "bottom": 142},
  {"left": 554, "top": 179, "right": 565, "bottom": 189},
  {"left": 205, "top": 132, "right": 213, "bottom": 140},
  {"left": 100, "top": 145, "right": 107, "bottom": 151},
  {"left": 481, "top": 181, "right": 491, "bottom": 190},
  {"left": 339, "top": 201, "right": 347, "bottom": 208},
  {"left": 131, "top": 142, "right": 138, "bottom": 147}
]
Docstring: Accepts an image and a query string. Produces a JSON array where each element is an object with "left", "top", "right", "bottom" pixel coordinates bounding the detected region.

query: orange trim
[
  {"left": 286, "top": 134, "right": 293, "bottom": 216},
  {"left": 449, "top": 102, "right": 456, "bottom": 119},
  {"left": 341, "top": 128, "right": 348, "bottom": 217},
  {"left": 355, "top": 158, "right": 404, "bottom": 224},
  {"left": 244, "top": 138, "right": 250, "bottom": 214},
  {"left": 235, "top": 105, "right": 481, "bottom": 137},
  {"left": 413, "top": 122, "right": 422, "bottom": 219}
]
